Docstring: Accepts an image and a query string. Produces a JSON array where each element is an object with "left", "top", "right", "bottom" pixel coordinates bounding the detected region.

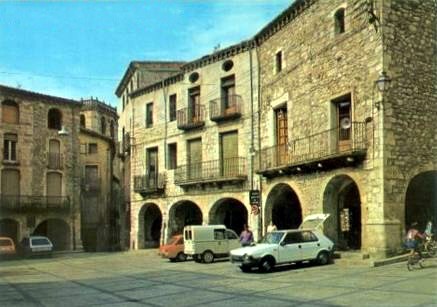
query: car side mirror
[{"left": 280, "top": 241, "right": 286, "bottom": 246}]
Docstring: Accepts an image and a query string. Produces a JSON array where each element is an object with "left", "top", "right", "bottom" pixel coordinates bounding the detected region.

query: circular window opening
[
  {"left": 222, "top": 60, "right": 234, "bottom": 72},
  {"left": 189, "top": 72, "right": 200, "bottom": 83}
]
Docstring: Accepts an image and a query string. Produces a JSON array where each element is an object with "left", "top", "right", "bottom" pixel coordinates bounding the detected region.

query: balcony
[
  {"left": 256, "top": 122, "right": 367, "bottom": 177},
  {"left": 47, "top": 153, "right": 63, "bottom": 169},
  {"left": 174, "top": 157, "right": 247, "bottom": 187},
  {"left": 209, "top": 95, "right": 242, "bottom": 122},
  {"left": 0, "top": 195, "right": 70, "bottom": 213},
  {"left": 177, "top": 104, "right": 205, "bottom": 130},
  {"left": 133, "top": 172, "right": 166, "bottom": 196}
]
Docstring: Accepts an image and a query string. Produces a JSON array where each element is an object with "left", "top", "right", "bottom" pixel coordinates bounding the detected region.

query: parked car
[
  {"left": 0, "top": 237, "right": 16, "bottom": 259},
  {"left": 159, "top": 234, "right": 187, "bottom": 262},
  {"left": 19, "top": 236, "right": 54, "bottom": 258},
  {"left": 230, "top": 214, "right": 334, "bottom": 272},
  {"left": 184, "top": 225, "right": 240, "bottom": 263}
]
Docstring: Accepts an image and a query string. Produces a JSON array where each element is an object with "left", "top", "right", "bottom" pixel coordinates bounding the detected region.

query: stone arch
[
  {"left": 168, "top": 200, "right": 202, "bottom": 238},
  {"left": 405, "top": 171, "right": 437, "bottom": 231},
  {"left": 33, "top": 218, "right": 71, "bottom": 251},
  {"left": 265, "top": 183, "right": 302, "bottom": 231},
  {"left": 0, "top": 218, "right": 19, "bottom": 244},
  {"left": 209, "top": 198, "right": 248, "bottom": 235},
  {"left": 323, "top": 174, "right": 362, "bottom": 250},
  {"left": 138, "top": 203, "right": 162, "bottom": 249}
]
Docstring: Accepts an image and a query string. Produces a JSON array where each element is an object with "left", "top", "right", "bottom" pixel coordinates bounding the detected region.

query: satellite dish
[{"left": 340, "top": 117, "right": 351, "bottom": 130}]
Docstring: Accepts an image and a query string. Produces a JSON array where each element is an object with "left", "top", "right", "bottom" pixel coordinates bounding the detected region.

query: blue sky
[{"left": 0, "top": 0, "right": 291, "bottom": 106}]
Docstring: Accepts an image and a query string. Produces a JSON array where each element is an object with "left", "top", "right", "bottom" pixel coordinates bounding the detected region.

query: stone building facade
[
  {"left": 0, "top": 85, "right": 82, "bottom": 250},
  {"left": 253, "top": 0, "right": 436, "bottom": 257},
  {"left": 118, "top": 0, "right": 436, "bottom": 257},
  {"left": 79, "top": 98, "right": 121, "bottom": 251}
]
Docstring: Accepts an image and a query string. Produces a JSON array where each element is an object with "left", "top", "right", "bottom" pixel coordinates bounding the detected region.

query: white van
[{"left": 184, "top": 225, "right": 240, "bottom": 263}]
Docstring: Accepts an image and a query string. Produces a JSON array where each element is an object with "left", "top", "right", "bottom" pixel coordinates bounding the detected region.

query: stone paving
[{"left": 0, "top": 251, "right": 436, "bottom": 306}]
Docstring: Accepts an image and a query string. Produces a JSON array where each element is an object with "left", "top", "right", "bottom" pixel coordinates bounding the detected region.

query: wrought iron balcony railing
[
  {"left": 0, "top": 195, "right": 70, "bottom": 212},
  {"left": 47, "top": 153, "right": 63, "bottom": 169},
  {"left": 256, "top": 122, "right": 367, "bottom": 175},
  {"left": 209, "top": 95, "right": 242, "bottom": 122},
  {"left": 177, "top": 104, "right": 205, "bottom": 130},
  {"left": 174, "top": 157, "right": 247, "bottom": 186},
  {"left": 133, "top": 172, "right": 166, "bottom": 196}
]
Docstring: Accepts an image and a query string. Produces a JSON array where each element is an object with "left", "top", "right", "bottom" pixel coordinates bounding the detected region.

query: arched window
[
  {"left": 110, "top": 121, "right": 115, "bottom": 139},
  {"left": 334, "top": 8, "right": 345, "bottom": 34},
  {"left": 80, "top": 114, "right": 86, "bottom": 128},
  {"left": 2, "top": 100, "right": 19, "bottom": 124},
  {"left": 101, "top": 117, "right": 106, "bottom": 135},
  {"left": 48, "top": 108, "right": 62, "bottom": 130}
]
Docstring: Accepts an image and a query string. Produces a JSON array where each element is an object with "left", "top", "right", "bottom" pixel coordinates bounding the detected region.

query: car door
[
  {"left": 214, "top": 228, "right": 228, "bottom": 254},
  {"left": 278, "top": 232, "right": 303, "bottom": 263},
  {"left": 298, "top": 231, "right": 320, "bottom": 260},
  {"left": 226, "top": 229, "right": 240, "bottom": 251}
]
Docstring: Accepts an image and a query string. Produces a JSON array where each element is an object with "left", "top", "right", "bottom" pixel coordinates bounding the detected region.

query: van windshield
[{"left": 260, "top": 232, "right": 284, "bottom": 244}]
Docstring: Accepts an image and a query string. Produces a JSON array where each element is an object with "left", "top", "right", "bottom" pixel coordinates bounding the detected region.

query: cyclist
[{"left": 405, "top": 222, "right": 425, "bottom": 259}]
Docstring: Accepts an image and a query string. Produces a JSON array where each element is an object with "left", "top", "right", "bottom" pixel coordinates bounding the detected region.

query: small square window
[{"left": 88, "top": 143, "right": 97, "bottom": 154}]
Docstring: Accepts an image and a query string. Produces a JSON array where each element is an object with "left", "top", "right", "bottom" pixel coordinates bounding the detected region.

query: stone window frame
[
  {"left": 266, "top": 93, "right": 289, "bottom": 148},
  {"left": 331, "top": 3, "right": 347, "bottom": 37},
  {"left": 167, "top": 142, "right": 177, "bottom": 170},
  {"left": 88, "top": 143, "right": 98, "bottom": 154},
  {"left": 146, "top": 102, "right": 154, "bottom": 128},
  {"left": 45, "top": 170, "right": 64, "bottom": 197},
  {"left": 3, "top": 133, "right": 18, "bottom": 163},
  {"left": 80, "top": 114, "right": 86, "bottom": 128},
  {"left": 274, "top": 48, "right": 285, "bottom": 75},
  {"left": 47, "top": 108, "right": 63, "bottom": 130}
]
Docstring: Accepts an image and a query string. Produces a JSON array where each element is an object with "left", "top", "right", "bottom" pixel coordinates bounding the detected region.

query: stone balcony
[{"left": 256, "top": 122, "right": 368, "bottom": 177}]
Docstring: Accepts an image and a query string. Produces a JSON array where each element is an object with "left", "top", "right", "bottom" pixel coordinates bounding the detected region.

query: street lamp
[{"left": 375, "top": 71, "right": 391, "bottom": 93}]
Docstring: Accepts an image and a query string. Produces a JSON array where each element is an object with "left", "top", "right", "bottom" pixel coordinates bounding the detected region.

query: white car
[
  {"left": 19, "top": 236, "right": 54, "bottom": 257},
  {"left": 230, "top": 214, "right": 334, "bottom": 272}
]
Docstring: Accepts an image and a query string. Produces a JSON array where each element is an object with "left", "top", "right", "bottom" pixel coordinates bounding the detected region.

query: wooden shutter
[
  {"left": 221, "top": 131, "right": 238, "bottom": 176},
  {"left": 188, "top": 139, "right": 202, "bottom": 179},
  {"left": 2, "top": 103, "right": 19, "bottom": 124},
  {"left": 47, "top": 172, "right": 62, "bottom": 197},
  {"left": 276, "top": 108, "right": 288, "bottom": 165},
  {"left": 1, "top": 169, "right": 20, "bottom": 195}
]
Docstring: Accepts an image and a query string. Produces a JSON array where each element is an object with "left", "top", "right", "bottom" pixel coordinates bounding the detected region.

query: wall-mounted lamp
[{"left": 375, "top": 71, "right": 391, "bottom": 93}]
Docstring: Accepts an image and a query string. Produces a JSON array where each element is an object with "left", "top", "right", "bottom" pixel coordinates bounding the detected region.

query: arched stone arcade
[
  {"left": 33, "top": 218, "right": 71, "bottom": 251},
  {"left": 167, "top": 201, "right": 202, "bottom": 239},
  {"left": 138, "top": 203, "right": 162, "bottom": 249},
  {"left": 209, "top": 198, "right": 248, "bottom": 235},
  {"left": 323, "top": 175, "right": 362, "bottom": 250},
  {"left": 265, "top": 183, "right": 302, "bottom": 231},
  {"left": 405, "top": 171, "right": 437, "bottom": 231}
]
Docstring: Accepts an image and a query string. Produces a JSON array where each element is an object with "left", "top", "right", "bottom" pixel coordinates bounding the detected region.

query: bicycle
[
  {"left": 424, "top": 235, "right": 436, "bottom": 257},
  {"left": 406, "top": 249, "right": 424, "bottom": 271}
]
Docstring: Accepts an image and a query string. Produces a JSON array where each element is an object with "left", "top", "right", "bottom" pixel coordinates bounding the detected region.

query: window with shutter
[{"left": 2, "top": 100, "right": 19, "bottom": 124}]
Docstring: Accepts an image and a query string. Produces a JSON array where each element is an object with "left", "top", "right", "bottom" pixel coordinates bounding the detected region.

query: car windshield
[
  {"left": 32, "top": 238, "right": 50, "bottom": 246},
  {"left": 260, "top": 232, "right": 284, "bottom": 244}
]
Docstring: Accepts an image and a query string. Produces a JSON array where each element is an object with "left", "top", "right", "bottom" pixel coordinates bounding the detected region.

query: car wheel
[
  {"left": 176, "top": 252, "right": 187, "bottom": 262},
  {"left": 316, "top": 251, "right": 330, "bottom": 265},
  {"left": 193, "top": 255, "right": 202, "bottom": 263},
  {"left": 259, "top": 258, "right": 274, "bottom": 272},
  {"left": 240, "top": 265, "right": 251, "bottom": 273},
  {"left": 202, "top": 251, "right": 214, "bottom": 264}
]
